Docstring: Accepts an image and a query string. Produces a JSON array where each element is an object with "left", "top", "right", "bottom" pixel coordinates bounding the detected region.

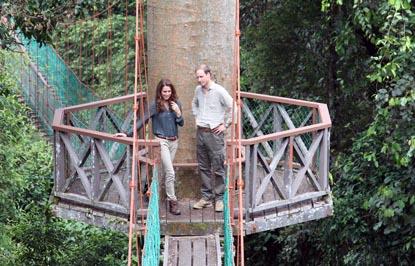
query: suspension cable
[
  {"left": 234, "top": 0, "right": 245, "bottom": 265},
  {"left": 127, "top": 0, "right": 142, "bottom": 264},
  {"left": 128, "top": 0, "right": 148, "bottom": 265}
]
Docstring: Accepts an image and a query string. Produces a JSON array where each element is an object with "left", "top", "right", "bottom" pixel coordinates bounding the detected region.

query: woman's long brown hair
[{"left": 155, "top": 79, "right": 178, "bottom": 112}]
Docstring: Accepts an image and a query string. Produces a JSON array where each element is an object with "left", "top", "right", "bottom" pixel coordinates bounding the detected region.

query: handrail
[
  {"left": 240, "top": 91, "right": 332, "bottom": 124},
  {"left": 227, "top": 92, "right": 332, "bottom": 146},
  {"left": 56, "top": 92, "right": 146, "bottom": 113},
  {"left": 51, "top": 92, "right": 159, "bottom": 146}
]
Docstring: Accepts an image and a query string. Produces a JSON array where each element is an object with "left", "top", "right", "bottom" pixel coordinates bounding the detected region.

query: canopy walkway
[
  {"left": 6, "top": 1, "right": 333, "bottom": 263},
  {"left": 163, "top": 235, "right": 221, "bottom": 266}
]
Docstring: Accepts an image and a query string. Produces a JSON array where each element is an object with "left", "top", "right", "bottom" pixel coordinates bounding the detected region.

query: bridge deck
[{"left": 163, "top": 234, "right": 221, "bottom": 266}]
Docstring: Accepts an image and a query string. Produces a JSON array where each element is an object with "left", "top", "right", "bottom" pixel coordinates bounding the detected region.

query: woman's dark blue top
[{"left": 127, "top": 100, "right": 184, "bottom": 138}]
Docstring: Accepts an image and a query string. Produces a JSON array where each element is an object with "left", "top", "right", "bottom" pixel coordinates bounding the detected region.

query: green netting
[
  {"left": 20, "top": 34, "right": 98, "bottom": 107},
  {"left": 223, "top": 168, "right": 234, "bottom": 266},
  {"left": 142, "top": 166, "right": 161, "bottom": 265},
  {"left": 5, "top": 48, "right": 63, "bottom": 135},
  {"left": 11, "top": 35, "right": 127, "bottom": 160}
]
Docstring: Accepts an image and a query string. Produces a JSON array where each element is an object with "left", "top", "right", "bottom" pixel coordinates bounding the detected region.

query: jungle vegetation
[{"left": 1, "top": 0, "right": 414, "bottom": 265}]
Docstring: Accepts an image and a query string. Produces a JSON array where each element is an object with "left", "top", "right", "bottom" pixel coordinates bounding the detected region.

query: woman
[{"left": 116, "top": 79, "right": 184, "bottom": 215}]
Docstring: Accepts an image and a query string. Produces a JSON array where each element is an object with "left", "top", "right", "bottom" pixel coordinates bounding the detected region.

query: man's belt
[{"left": 197, "top": 126, "right": 213, "bottom": 132}]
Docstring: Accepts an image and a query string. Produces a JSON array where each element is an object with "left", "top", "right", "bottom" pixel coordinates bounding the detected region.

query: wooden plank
[
  {"left": 60, "top": 134, "right": 92, "bottom": 199},
  {"left": 272, "top": 104, "right": 283, "bottom": 152},
  {"left": 53, "top": 123, "right": 161, "bottom": 146},
  {"left": 56, "top": 92, "right": 145, "bottom": 113},
  {"left": 95, "top": 140, "right": 128, "bottom": 206},
  {"left": 256, "top": 148, "right": 286, "bottom": 200},
  {"left": 239, "top": 122, "right": 330, "bottom": 146},
  {"left": 318, "top": 104, "right": 332, "bottom": 125},
  {"left": 244, "top": 145, "right": 252, "bottom": 222},
  {"left": 291, "top": 132, "right": 323, "bottom": 196},
  {"left": 91, "top": 139, "right": 101, "bottom": 200},
  {"left": 240, "top": 91, "right": 320, "bottom": 108},
  {"left": 251, "top": 191, "right": 329, "bottom": 214},
  {"left": 54, "top": 192, "right": 128, "bottom": 214},
  {"left": 214, "top": 234, "right": 221, "bottom": 266},
  {"left": 52, "top": 204, "right": 129, "bottom": 232},
  {"left": 178, "top": 239, "right": 191, "bottom": 266},
  {"left": 53, "top": 108, "right": 64, "bottom": 126},
  {"left": 250, "top": 144, "right": 258, "bottom": 213},
  {"left": 206, "top": 235, "right": 219, "bottom": 266},
  {"left": 54, "top": 132, "right": 66, "bottom": 192},
  {"left": 319, "top": 129, "right": 329, "bottom": 190},
  {"left": 164, "top": 235, "right": 220, "bottom": 266},
  {"left": 254, "top": 139, "right": 288, "bottom": 206},
  {"left": 65, "top": 141, "right": 92, "bottom": 191},
  {"left": 192, "top": 238, "right": 206, "bottom": 266},
  {"left": 293, "top": 141, "right": 321, "bottom": 191},
  {"left": 245, "top": 199, "right": 333, "bottom": 234},
  {"left": 239, "top": 93, "right": 331, "bottom": 126}
]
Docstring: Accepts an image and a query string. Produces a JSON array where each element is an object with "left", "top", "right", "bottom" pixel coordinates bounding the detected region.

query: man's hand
[{"left": 212, "top": 124, "right": 226, "bottom": 135}]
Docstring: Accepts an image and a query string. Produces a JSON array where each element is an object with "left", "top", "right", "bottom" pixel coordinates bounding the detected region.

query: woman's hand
[
  {"left": 114, "top": 133, "right": 127, "bottom": 137},
  {"left": 170, "top": 101, "right": 181, "bottom": 117}
]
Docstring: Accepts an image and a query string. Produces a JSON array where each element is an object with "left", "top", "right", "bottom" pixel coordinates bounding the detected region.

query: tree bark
[{"left": 147, "top": 0, "right": 236, "bottom": 163}]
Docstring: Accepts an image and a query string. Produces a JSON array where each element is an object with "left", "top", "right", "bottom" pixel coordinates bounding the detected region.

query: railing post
[
  {"left": 319, "top": 128, "right": 329, "bottom": 190},
  {"left": 250, "top": 144, "right": 258, "bottom": 216},
  {"left": 54, "top": 131, "right": 66, "bottom": 193},
  {"left": 284, "top": 136, "right": 294, "bottom": 199},
  {"left": 312, "top": 108, "right": 318, "bottom": 170},
  {"left": 273, "top": 104, "right": 283, "bottom": 152},
  {"left": 244, "top": 145, "right": 251, "bottom": 221},
  {"left": 91, "top": 138, "right": 101, "bottom": 200}
]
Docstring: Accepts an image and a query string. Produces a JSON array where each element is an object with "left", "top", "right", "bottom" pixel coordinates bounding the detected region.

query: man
[{"left": 191, "top": 64, "right": 234, "bottom": 212}]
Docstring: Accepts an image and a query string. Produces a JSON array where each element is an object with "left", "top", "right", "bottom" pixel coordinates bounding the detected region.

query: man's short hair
[{"left": 196, "top": 64, "right": 211, "bottom": 75}]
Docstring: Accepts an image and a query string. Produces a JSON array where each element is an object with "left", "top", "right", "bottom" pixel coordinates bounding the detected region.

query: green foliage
[
  {"left": 243, "top": 0, "right": 414, "bottom": 264},
  {"left": 240, "top": 0, "right": 375, "bottom": 152},
  {"left": 53, "top": 14, "right": 137, "bottom": 99},
  {"left": 0, "top": 0, "right": 125, "bottom": 49},
  {"left": 1, "top": 50, "right": 128, "bottom": 265},
  {"left": 11, "top": 211, "right": 128, "bottom": 266},
  {"left": 0, "top": 59, "right": 52, "bottom": 223}
]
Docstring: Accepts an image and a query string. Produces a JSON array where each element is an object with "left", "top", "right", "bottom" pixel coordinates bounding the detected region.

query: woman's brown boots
[{"left": 169, "top": 200, "right": 181, "bottom": 215}]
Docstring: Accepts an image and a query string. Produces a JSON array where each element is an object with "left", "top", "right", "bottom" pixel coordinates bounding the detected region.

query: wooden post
[
  {"left": 54, "top": 131, "right": 66, "bottom": 193},
  {"left": 319, "top": 128, "right": 329, "bottom": 190},
  {"left": 244, "top": 145, "right": 251, "bottom": 221},
  {"left": 91, "top": 139, "right": 101, "bottom": 200}
]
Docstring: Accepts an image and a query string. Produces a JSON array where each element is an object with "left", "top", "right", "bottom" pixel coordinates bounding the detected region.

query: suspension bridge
[{"left": 5, "top": 1, "right": 333, "bottom": 265}]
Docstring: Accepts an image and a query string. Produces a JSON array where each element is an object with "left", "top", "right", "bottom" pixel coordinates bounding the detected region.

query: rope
[{"left": 224, "top": 168, "right": 235, "bottom": 266}]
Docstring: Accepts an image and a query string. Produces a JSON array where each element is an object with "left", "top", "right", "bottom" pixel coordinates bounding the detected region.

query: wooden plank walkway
[{"left": 163, "top": 234, "right": 221, "bottom": 266}]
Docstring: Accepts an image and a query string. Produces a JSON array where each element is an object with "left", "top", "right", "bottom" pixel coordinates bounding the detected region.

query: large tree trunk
[{"left": 147, "top": 0, "right": 236, "bottom": 165}]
